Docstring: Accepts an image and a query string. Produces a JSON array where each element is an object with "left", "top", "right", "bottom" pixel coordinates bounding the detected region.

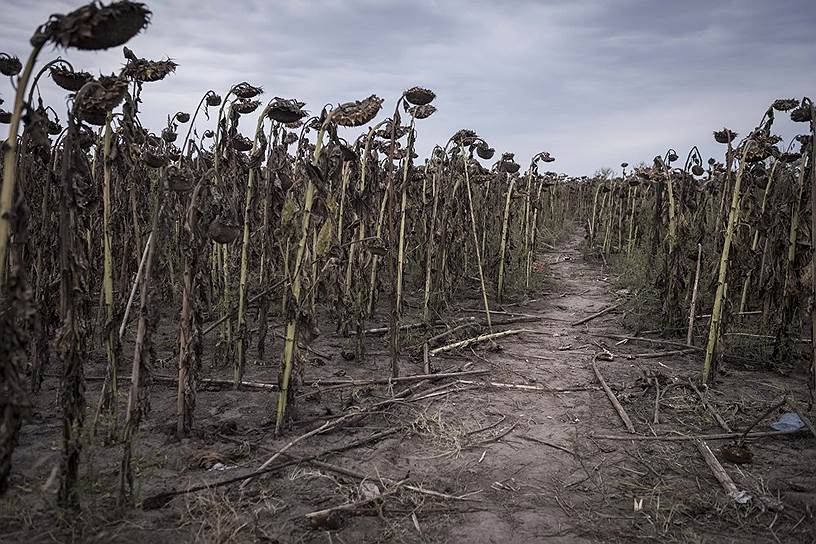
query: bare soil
[{"left": 2, "top": 226, "right": 815, "bottom": 543}]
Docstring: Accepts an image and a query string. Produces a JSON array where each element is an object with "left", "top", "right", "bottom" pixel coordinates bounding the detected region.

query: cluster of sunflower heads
[
  {"left": 33, "top": 1, "right": 151, "bottom": 50},
  {"left": 77, "top": 73, "right": 128, "bottom": 125},
  {"left": 333, "top": 95, "right": 384, "bottom": 127}
]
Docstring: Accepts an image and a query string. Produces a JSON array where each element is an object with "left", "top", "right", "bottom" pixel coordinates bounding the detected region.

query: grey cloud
[{"left": 1, "top": 0, "right": 814, "bottom": 175}]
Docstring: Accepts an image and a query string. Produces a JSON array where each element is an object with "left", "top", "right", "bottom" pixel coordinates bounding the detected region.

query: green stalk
[
  {"left": 497, "top": 173, "right": 516, "bottom": 303},
  {"left": 275, "top": 118, "right": 329, "bottom": 433},
  {"left": 702, "top": 142, "right": 754, "bottom": 384},
  {"left": 461, "top": 144, "right": 492, "bottom": 329},
  {"left": 0, "top": 44, "right": 44, "bottom": 290},
  {"left": 235, "top": 112, "right": 267, "bottom": 385},
  {"left": 100, "top": 113, "right": 118, "bottom": 431}
]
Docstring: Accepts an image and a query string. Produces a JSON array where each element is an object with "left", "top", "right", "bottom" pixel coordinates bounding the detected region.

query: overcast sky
[{"left": 2, "top": 0, "right": 814, "bottom": 175}]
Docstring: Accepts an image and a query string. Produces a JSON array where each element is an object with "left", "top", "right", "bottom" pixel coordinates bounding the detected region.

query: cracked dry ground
[{"left": 4, "top": 226, "right": 815, "bottom": 543}]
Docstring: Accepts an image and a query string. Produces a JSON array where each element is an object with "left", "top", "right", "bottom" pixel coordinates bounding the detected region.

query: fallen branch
[
  {"left": 430, "top": 329, "right": 532, "bottom": 355},
  {"left": 592, "top": 429, "right": 800, "bottom": 441},
  {"left": 518, "top": 435, "right": 576, "bottom": 456},
  {"left": 141, "top": 427, "right": 402, "bottom": 510},
  {"left": 688, "top": 379, "right": 731, "bottom": 432},
  {"left": 302, "top": 369, "right": 490, "bottom": 392},
  {"left": 457, "top": 379, "right": 599, "bottom": 393},
  {"left": 591, "top": 354, "right": 635, "bottom": 433},
  {"left": 593, "top": 334, "right": 704, "bottom": 351},
  {"left": 695, "top": 439, "right": 750, "bottom": 503},
  {"left": 571, "top": 301, "right": 622, "bottom": 327},
  {"left": 625, "top": 348, "right": 698, "bottom": 359},
  {"left": 305, "top": 479, "right": 408, "bottom": 527},
  {"left": 83, "top": 373, "right": 279, "bottom": 391}
]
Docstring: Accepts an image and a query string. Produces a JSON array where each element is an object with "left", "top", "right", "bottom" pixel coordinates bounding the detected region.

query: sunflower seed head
[
  {"left": 123, "top": 50, "right": 177, "bottom": 82},
  {"left": 409, "top": 104, "right": 436, "bottom": 119},
  {"left": 267, "top": 97, "right": 307, "bottom": 124},
  {"left": 333, "top": 95, "right": 384, "bottom": 127},
  {"left": 43, "top": 1, "right": 151, "bottom": 51},
  {"left": 790, "top": 106, "right": 812, "bottom": 123},
  {"left": 206, "top": 93, "right": 222, "bottom": 107},
  {"left": 452, "top": 129, "right": 478, "bottom": 146},
  {"left": 233, "top": 82, "right": 263, "bottom": 99},
  {"left": 49, "top": 65, "right": 94, "bottom": 92},
  {"left": 475, "top": 143, "right": 495, "bottom": 160},
  {"left": 713, "top": 129, "right": 737, "bottom": 144},
  {"left": 0, "top": 53, "right": 22, "bottom": 77},
  {"left": 232, "top": 98, "right": 261, "bottom": 115},
  {"left": 772, "top": 98, "right": 799, "bottom": 112},
  {"left": 403, "top": 86, "right": 436, "bottom": 106}
]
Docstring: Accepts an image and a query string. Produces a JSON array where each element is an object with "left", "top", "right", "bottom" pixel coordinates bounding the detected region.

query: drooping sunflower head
[
  {"left": 50, "top": 65, "right": 94, "bottom": 91},
  {"left": 403, "top": 86, "right": 436, "bottom": 106},
  {"left": 0, "top": 53, "right": 22, "bottom": 77},
  {"left": 332, "top": 95, "right": 384, "bottom": 127},
  {"left": 267, "top": 97, "right": 307, "bottom": 124},
  {"left": 39, "top": 1, "right": 151, "bottom": 51},
  {"left": 409, "top": 104, "right": 436, "bottom": 119}
]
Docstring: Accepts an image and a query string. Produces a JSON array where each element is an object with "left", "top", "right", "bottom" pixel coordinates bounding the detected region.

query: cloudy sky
[{"left": 2, "top": 0, "right": 814, "bottom": 175}]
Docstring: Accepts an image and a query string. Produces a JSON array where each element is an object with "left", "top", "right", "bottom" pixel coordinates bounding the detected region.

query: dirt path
[{"left": 4, "top": 225, "right": 815, "bottom": 543}]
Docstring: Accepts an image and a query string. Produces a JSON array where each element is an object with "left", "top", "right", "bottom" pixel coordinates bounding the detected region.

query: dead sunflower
[
  {"left": 267, "top": 98, "right": 307, "bottom": 124},
  {"left": 409, "top": 104, "right": 436, "bottom": 119},
  {"left": 0, "top": 53, "right": 22, "bottom": 77},
  {"left": 691, "top": 164, "right": 705, "bottom": 176},
  {"left": 497, "top": 152, "right": 520, "bottom": 173},
  {"left": 124, "top": 56, "right": 177, "bottom": 82},
  {"left": 333, "top": 95, "right": 384, "bottom": 127},
  {"left": 142, "top": 138, "right": 168, "bottom": 168},
  {"left": 49, "top": 65, "right": 93, "bottom": 92},
  {"left": 208, "top": 216, "right": 241, "bottom": 244},
  {"left": 284, "top": 132, "right": 298, "bottom": 146},
  {"left": 161, "top": 127, "right": 177, "bottom": 143},
  {"left": 231, "top": 135, "right": 253, "bottom": 152},
  {"left": 772, "top": 98, "right": 799, "bottom": 112},
  {"left": 452, "top": 129, "right": 478, "bottom": 146},
  {"left": 233, "top": 82, "right": 263, "bottom": 99},
  {"left": 206, "top": 93, "right": 222, "bottom": 107},
  {"left": 0, "top": 109, "right": 12, "bottom": 124},
  {"left": 42, "top": 1, "right": 151, "bottom": 51},
  {"left": 790, "top": 105, "right": 812, "bottom": 123},
  {"left": 175, "top": 111, "right": 190, "bottom": 123},
  {"left": 475, "top": 143, "right": 495, "bottom": 160},
  {"left": 167, "top": 165, "right": 193, "bottom": 191},
  {"left": 403, "top": 86, "right": 435, "bottom": 106},
  {"left": 233, "top": 98, "right": 260, "bottom": 115},
  {"left": 713, "top": 129, "right": 737, "bottom": 144},
  {"left": 77, "top": 74, "right": 128, "bottom": 125}
]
